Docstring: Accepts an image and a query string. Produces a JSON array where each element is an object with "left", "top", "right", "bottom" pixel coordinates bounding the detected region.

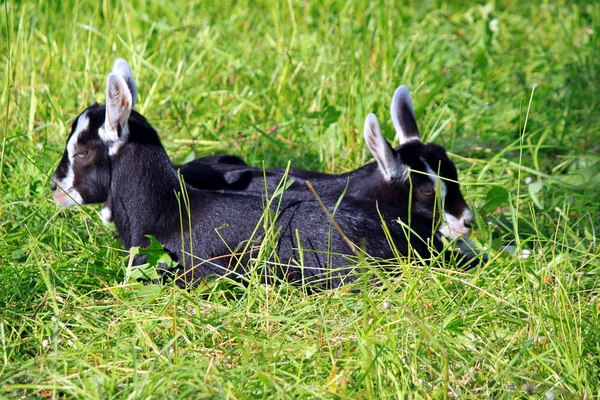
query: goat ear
[
  {"left": 391, "top": 85, "right": 421, "bottom": 144},
  {"left": 364, "top": 113, "right": 403, "bottom": 181},
  {"left": 112, "top": 59, "right": 137, "bottom": 109},
  {"left": 103, "top": 73, "right": 132, "bottom": 142}
]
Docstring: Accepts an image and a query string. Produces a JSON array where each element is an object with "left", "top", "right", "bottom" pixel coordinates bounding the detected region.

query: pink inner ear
[{"left": 367, "top": 134, "right": 379, "bottom": 150}]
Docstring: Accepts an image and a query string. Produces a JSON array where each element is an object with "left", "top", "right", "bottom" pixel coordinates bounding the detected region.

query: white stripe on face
[
  {"left": 424, "top": 162, "right": 471, "bottom": 238},
  {"left": 424, "top": 163, "right": 447, "bottom": 198},
  {"left": 67, "top": 112, "right": 89, "bottom": 162},
  {"left": 52, "top": 112, "right": 89, "bottom": 207}
]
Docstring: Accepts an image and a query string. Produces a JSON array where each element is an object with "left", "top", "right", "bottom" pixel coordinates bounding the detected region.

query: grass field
[{"left": 1, "top": 0, "right": 599, "bottom": 398}]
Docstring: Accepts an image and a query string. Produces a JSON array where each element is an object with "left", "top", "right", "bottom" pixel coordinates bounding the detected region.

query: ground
[{"left": 1, "top": 0, "right": 599, "bottom": 398}]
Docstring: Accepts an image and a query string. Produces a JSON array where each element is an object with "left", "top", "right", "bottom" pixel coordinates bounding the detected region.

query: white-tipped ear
[
  {"left": 112, "top": 58, "right": 137, "bottom": 109},
  {"left": 102, "top": 73, "right": 132, "bottom": 143},
  {"left": 364, "top": 113, "right": 402, "bottom": 181},
  {"left": 391, "top": 85, "right": 421, "bottom": 144}
]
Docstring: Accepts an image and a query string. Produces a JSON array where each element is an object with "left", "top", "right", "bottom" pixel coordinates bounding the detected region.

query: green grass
[{"left": 1, "top": 0, "right": 599, "bottom": 397}]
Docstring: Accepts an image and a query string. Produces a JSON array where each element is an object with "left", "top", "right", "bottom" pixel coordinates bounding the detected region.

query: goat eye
[
  {"left": 420, "top": 188, "right": 435, "bottom": 196},
  {"left": 76, "top": 151, "right": 89, "bottom": 158}
]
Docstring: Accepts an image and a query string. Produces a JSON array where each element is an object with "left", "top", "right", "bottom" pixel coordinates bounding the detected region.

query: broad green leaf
[
  {"left": 482, "top": 186, "right": 509, "bottom": 212},
  {"left": 139, "top": 235, "right": 178, "bottom": 269}
]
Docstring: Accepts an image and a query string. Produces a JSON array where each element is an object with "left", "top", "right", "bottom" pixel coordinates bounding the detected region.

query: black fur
[{"left": 180, "top": 141, "right": 470, "bottom": 230}]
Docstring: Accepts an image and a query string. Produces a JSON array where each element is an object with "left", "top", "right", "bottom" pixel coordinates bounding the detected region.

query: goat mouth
[
  {"left": 451, "top": 228, "right": 471, "bottom": 239},
  {"left": 52, "top": 190, "right": 66, "bottom": 201},
  {"left": 438, "top": 223, "right": 471, "bottom": 239},
  {"left": 52, "top": 189, "right": 78, "bottom": 207},
  {"left": 52, "top": 191, "right": 68, "bottom": 204}
]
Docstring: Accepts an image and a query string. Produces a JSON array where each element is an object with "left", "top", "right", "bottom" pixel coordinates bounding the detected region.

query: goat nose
[
  {"left": 50, "top": 180, "right": 57, "bottom": 191},
  {"left": 463, "top": 214, "right": 474, "bottom": 228}
]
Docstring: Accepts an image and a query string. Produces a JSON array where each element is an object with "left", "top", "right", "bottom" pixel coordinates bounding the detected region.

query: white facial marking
[
  {"left": 424, "top": 163, "right": 448, "bottom": 199},
  {"left": 67, "top": 113, "right": 89, "bottom": 160},
  {"left": 52, "top": 113, "right": 89, "bottom": 208},
  {"left": 438, "top": 209, "right": 473, "bottom": 238},
  {"left": 438, "top": 204, "right": 473, "bottom": 239},
  {"left": 423, "top": 161, "right": 473, "bottom": 238}
]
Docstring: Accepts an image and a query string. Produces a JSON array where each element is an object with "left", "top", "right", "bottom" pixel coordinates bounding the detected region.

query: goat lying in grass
[
  {"left": 184, "top": 86, "right": 486, "bottom": 262},
  {"left": 179, "top": 85, "right": 475, "bottom": 242},
  {"left": 51, "top": 60, "right": 476, "bottom": 288}
]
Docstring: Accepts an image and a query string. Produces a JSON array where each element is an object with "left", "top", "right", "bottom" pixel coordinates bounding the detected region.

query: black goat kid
[
  {"left": 51, "top": 60, "right": 456, "bottom": 288},
  {"left": 179, "top": 86, "right": 475, "bottom": 241}
]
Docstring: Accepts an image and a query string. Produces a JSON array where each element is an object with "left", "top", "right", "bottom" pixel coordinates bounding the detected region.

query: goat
[
  {"left": 178, "top": 86, "right": 474, "bottom": 241},
  {"left": 51, "top": 59, "right": 460, "bottom": 289}
]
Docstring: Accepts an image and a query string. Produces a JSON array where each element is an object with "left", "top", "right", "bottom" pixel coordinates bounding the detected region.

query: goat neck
[{"left": 107, "top": 113, "right": 184, "bottom": 249}]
